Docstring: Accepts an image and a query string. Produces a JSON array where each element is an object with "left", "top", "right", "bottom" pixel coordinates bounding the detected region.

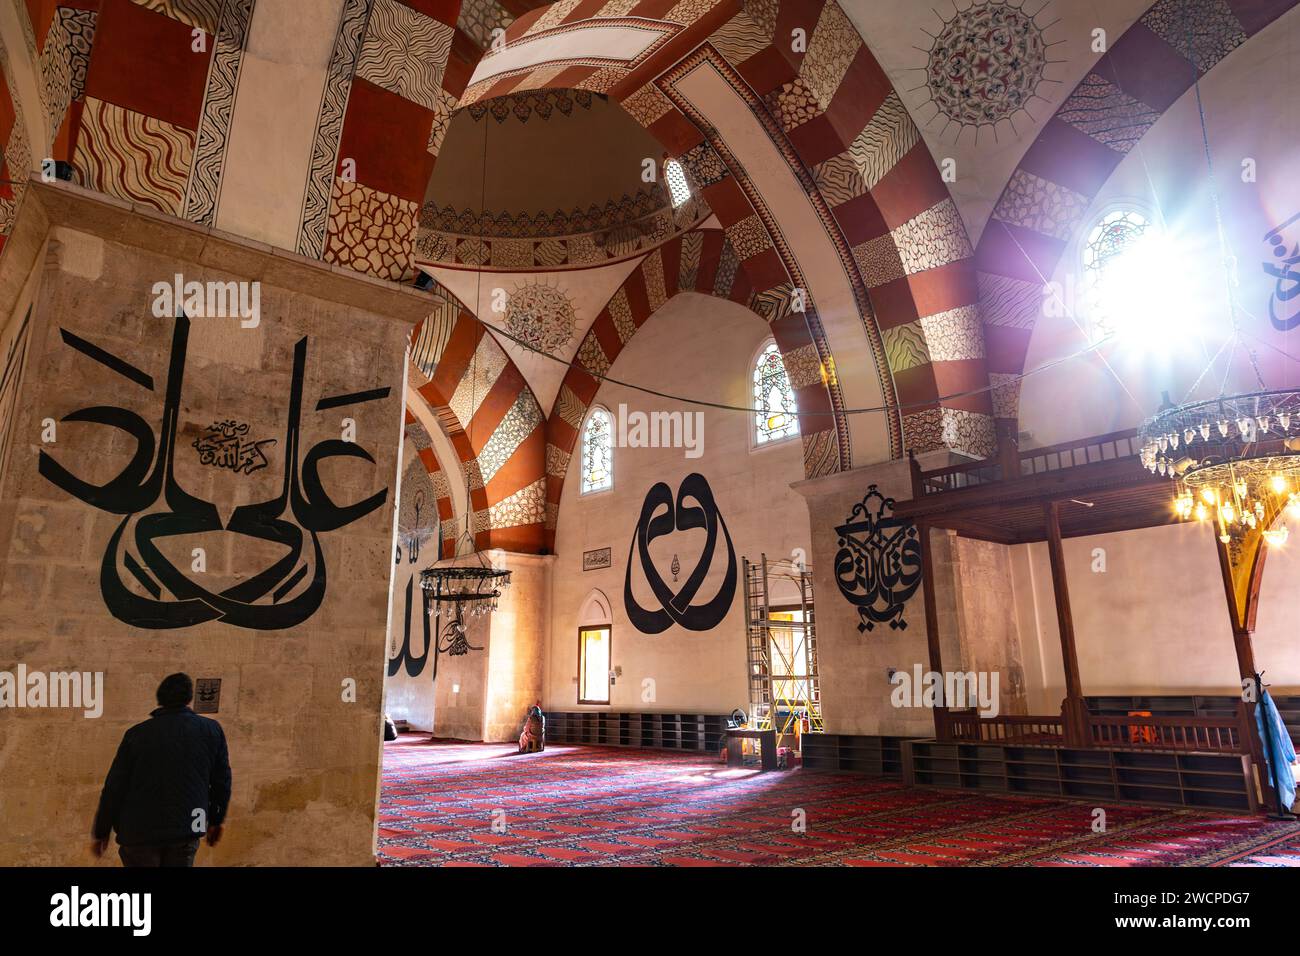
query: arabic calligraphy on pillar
[
  {"left": 1264, "top": 212, "right": 1300, "bottom": 331},
  {"left": 39, "top": 314, "right": 392, "bottom": 630},
  {"left": 833, "top": 485, "right": 922, "bottom": 633},
  {"left": 192, "top": 420, "right": 275, "bottom": 475},
  {"left": 624, "top": 472, "right": 736, "bottom": 634}
]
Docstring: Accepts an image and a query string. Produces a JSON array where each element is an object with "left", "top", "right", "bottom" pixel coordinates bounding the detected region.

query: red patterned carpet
[{"left": 377, "top": 736, "right": 1300, "bottom": 867}]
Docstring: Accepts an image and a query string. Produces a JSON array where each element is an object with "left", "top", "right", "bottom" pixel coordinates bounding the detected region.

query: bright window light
[{"left": 664, "top": 158, "right": 691, "bottom": 209}]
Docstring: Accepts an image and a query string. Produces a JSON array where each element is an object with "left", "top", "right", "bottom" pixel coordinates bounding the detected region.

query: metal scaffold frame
[{"left": 742, "top": 553, "right": 822, "bottom": 751}]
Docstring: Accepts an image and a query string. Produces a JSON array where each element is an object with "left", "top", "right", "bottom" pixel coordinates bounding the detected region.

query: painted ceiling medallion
[
  {"left": 505, "top": 281, "right": 578, "bottom": 354},
  {"left": 920, "top": 1, "right": 1056, "bottom": 140}
]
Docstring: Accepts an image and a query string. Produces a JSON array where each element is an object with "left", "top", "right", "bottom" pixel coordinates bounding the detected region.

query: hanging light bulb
[
  {"left": 1201, "top": 487, "right": 1218, "bottom": 505},
  {"left": 1271, "top": 474, "right": 1289, "bottom": 495},
  {"left": 1264, "top": 526, "right": 1290, "bottom": 547},
  {"left": 1200, "top": 422, "right": 1212, "bottom": 441},
  {"left": 1259, "top": 416, "right": 1271, "bottom": 433},
  {"left": 1184, "top": 427, "right": 1196, "bottom": 445},
  {"left": 1238, "top": 418, "right": 1252, "bottom": 439},
  {"left": 1217, "top": 420, "right": 1230, "bottom": 438},
  {"left": 1195, "top": 502, "right": 1208, "bottom": 521},
  {"left": 1170, "top": 431, "right": 1180, "bottom": 449},
  {"left": 1222, "top": 502, "right": 1236, "bottom": 524}
]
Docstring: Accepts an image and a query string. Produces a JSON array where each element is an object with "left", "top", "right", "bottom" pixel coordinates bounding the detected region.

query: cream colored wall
[
  {"left": 547, "top": 293, "right": 810, "bottom": 715},
  {"left": 1019, "top": 7, "right": 1300, "bottom": 448},
  {"left": 1012, "top": 515, "right": 1300, "bottom": 709}
]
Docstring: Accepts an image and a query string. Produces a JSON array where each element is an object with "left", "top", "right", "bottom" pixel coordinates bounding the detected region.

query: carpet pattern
[{"left": 377, "top": 737, "right": 1300, "bottom": 867}]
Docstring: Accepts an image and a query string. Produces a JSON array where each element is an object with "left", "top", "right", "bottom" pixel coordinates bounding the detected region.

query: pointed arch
[
  {"left": 459, "top": 0, "right": 997, "bottom": 468},
  {"left": 543, "top": 228, "right": 836, "bottom": 548},
  {"left": 409, "top": 286, "right": 549, "bottom": 555},
  {"left": 974, "top": 0, "right": 1300, "bottom": 427}
]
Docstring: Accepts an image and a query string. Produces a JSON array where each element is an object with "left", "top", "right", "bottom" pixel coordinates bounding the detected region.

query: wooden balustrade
[
  {"left": 1018, "top": 429, "right": 1141, "bottom": 477},
  {"left": 942, "top": 708, "right": 1248, "bottom": 755},
  {"left": 1087, "top": 712, "right": 1248, "bottom": 754},
  {"left": 910, "top": 428, "right": 1142, "bottom": 499},
  {"left": 945, "top": 712, "right": 1065, "bottom": 746}
]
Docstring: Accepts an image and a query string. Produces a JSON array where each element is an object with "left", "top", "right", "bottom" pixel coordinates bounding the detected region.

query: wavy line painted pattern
[
  {"left": 184, "top": 0, "right": 255, "bottom": 225},
  {"left": 75, "top": 97, "right": 196, "bottom": 216},
  {"left": 355, "top": 0, "right": 453, "bottom": 111}
]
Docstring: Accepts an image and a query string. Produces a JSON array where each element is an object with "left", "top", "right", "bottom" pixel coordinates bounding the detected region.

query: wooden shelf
[
  {"left": 543, "top": 711, "right": 729, "bottom": 754},
  {"left": 903, "top": 739, "right": 1256, "bottom": 811},
  {"left": 800, "top": 733, "right": 908, "bottom": 778}
]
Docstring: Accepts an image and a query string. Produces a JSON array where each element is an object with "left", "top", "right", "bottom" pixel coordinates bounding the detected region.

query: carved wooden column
[
  {"left": 917, "top": 520, "right": 949, "bottom": 740},
  {"left": 1043, "top": 501, "right": 1089, "bottom": 747},
  {"left": 1212, "top": 514, "right": 1279, "bottom": 808}
]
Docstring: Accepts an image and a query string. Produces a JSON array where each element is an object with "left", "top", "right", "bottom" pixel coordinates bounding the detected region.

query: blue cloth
[{"left": 1255, "top": 689, "right": 1296, "bottom": 810}]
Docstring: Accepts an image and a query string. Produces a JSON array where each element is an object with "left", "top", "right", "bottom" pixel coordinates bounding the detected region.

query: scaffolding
[{"left": 742, "top": 553, "right": 822, "bottom": 752}]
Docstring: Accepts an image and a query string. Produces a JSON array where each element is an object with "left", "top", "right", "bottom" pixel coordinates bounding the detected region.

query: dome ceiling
[{"left": 417, "top": 89, "right": 708, "bottom": 270}]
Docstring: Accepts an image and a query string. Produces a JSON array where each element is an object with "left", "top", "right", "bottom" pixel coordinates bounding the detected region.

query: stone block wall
[{"left": 0, "top": 184, "right": 423, "bottom": 865}]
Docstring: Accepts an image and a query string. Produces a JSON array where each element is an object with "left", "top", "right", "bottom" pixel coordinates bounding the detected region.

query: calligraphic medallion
[
  {"left": 833, "top": 485, "right": 922, "bottom": 633},
  {"left": 624, "top": 473, "right": 736, "bottom": 634}
]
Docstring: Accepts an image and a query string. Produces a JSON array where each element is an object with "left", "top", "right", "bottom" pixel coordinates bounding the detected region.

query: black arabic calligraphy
[
  {"left": 1264, "top": 212, "right": 1300, "bottom": 331},
  {"left": 192, "top": 420, "right": 276, "bottom": 475},
  {"left": 624, "top": 472, "right": 736, "bottom": 634},
  {"left": 833, "top": 485, "right": 922, "bottom": 633},
  {"left": 39, "top": 314, "right": 391, "bottom": 630}
]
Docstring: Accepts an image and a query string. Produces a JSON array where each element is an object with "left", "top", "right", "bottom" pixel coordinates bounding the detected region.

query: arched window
[
  {"left": 1081, "top": 207, "right": 1154, "bottom": 342},
  {"left": 580, "top": 406, "right": 613, "bottom": 494},
  {"left": 664, "top": 158, "right": 691, "bottom": 209},
  {"left": 577, "top": 590, "right": 612, "bottom": 705},
  {"left": 753, "top": 340, "right": 799, "bottom": 446}
]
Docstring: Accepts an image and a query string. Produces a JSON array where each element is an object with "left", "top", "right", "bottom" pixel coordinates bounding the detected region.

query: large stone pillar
[
  {"left": 413, "top": 550, "right": 553, "bottom": 744},
  {"left": 0, "top": 182, "right": 424, "bottom": 865},
  {"left": 793, "top": 453, "right": 957, "bottom": 737}
]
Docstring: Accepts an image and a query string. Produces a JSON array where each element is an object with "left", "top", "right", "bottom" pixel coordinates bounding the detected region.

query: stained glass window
[
  {"left": 754, "top": 340, "right": 799, "bottom": 445},
  {"left": 1082, "top": 209, "right": 1152, "bottom": 341},
  {"left": 664, "top": 158, "right": 691, "bottom": 209},
  {"left": 580, "top": 406, "right": 613, "bottom": 494}
]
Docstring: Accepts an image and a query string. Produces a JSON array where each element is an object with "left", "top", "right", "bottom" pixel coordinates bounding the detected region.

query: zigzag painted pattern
[
  {"left": 849, "top": 92, "right": 919, "bottom": 192},
  {"left": 978, "top": 272, "right": 1042, "bottom": 330},
  {"left": 555, "top": 384, "right": 586, "bottom": 431},
  {"left": 355, "top": 0, "right": 453, "bottom": 111},
  {"left": 297, "top": 0, "right": 371, "bottom": 260},
  {"left": 184, "top": 0, "right": 255, "bottom": 225},
  {"left": 75, "top": 97, "right": 195, "bottom": 215},
  {"left": 801, "top": 429, "right": 838, "bottom": 479},
  {"left": 710, "top": 8, "right": 772, "bottom": 63},
  {"left": 132, "top": 0, "right": 223, "bottom": 34},
  {"left": 881, "top": 323, "right": 929, "bottom": 373}
]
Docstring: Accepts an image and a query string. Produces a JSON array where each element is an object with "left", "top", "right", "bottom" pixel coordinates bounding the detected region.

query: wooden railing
[
  {"left": 945, "top": 712, "right": 1065, "bottom": 746},
  {"left": 912, "top": 428, "right": 1142, "bottom": 498},
  {"left": 915, "top": 459, "right": 1002, "bottom": 496},
  {"left": 1087, "top": 712, "right": 1248, "bottom": 754},
  {"left": 941, "top": 706, "right": 1248, "bottom": 754},
  {"left": 1018, "top": 429, "right": 1142, "bottom": 477}
]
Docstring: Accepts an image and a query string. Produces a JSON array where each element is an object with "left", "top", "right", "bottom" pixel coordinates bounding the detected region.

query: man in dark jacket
[{"left": 91, "top": 673, "right": 232, "bottom": 867}]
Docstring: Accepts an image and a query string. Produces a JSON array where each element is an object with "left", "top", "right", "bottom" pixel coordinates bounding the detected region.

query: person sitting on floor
[{"left": 518, "top": 705, "right": 545, "bottom": 754}]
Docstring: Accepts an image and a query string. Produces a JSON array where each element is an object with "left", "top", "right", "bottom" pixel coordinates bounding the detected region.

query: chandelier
[
  {"left": 420, "top": 559, "right": 511, "bottom": 616},
  {"left": 1140, "top": 388, "right": 1300, "bottom": 547}
]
